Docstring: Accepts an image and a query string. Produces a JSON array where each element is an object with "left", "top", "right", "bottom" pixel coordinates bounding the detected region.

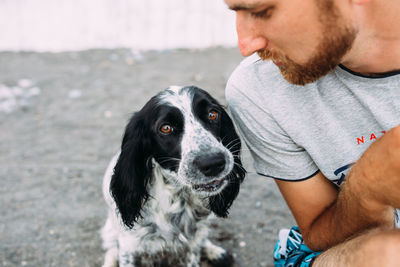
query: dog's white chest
[{"left": 146, "top": 169, "right": 210, "bottom": 234}]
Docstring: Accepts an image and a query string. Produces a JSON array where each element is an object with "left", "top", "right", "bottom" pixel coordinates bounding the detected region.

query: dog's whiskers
[
  {"left": 230, "top": 147, "right": 252, "bottom": 153},
  {"left": 157, "top": 157, "right": 180, "bottom": 165},
  {"left": 224, "top": 138, "right": 241, "bottom": 150}
]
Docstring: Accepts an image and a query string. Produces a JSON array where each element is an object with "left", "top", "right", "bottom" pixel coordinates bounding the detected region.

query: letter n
[{"left": 357, "top": 136, "right": 364, "bottom": 145}]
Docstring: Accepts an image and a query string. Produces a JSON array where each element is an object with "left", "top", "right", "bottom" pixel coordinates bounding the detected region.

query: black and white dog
[{"left": 101, "top": 86, "right": 246, "bottom": 267}]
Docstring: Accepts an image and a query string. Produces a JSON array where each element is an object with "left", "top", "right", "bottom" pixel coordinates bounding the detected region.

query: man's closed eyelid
[{"left": 250, "top": 7, "right": 274, "bottom": 19}]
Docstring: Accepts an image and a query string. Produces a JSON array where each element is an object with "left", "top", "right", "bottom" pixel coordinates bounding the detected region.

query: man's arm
[
  {"left": 274, "top": 126, "right": 400, "bottom": 251},
  {"left": 276, "top": 172, "right": 393, "bottom": 251},
  {"left": 275, "top": 173, "right": 390, "bottom": 251}
]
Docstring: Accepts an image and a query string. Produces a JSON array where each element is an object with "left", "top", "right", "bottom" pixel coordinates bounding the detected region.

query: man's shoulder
[
  {"left": 238, "top": 52, "right": 264, "bottom": 68},
  {"left": 228, "top": 53, "right": 285, "bottom": 88},
  {"left": 226, "top": 53, "right": 296, "bottom": 110}
]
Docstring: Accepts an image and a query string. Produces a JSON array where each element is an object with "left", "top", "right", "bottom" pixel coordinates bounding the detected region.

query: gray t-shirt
[{"left": 226, "top": 53, "right": 400, "bottom": 225}]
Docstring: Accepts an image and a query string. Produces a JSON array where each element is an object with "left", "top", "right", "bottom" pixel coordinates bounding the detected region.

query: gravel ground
[{"left": 0, "top": 47, "right": 295, "bottom": 267}]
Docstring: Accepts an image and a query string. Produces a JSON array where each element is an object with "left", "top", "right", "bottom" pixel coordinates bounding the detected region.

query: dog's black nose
[{"left": 194, "top": 153, "right": 226, "bottom": 177}]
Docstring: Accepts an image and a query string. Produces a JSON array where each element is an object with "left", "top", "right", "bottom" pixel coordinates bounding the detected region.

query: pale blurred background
[{"left": 0, "top": 0, "right": 237, "bottom": 52}]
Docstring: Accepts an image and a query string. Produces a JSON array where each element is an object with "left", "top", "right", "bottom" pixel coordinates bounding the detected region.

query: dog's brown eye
[
  {"left": 208, "top": 110, "right": 218, "bottom": 121},
  {"left": 160, "top": 124, "right": 173, "bottom": 134}
]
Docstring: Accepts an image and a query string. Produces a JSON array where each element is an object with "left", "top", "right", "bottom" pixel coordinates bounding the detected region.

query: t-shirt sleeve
[{"left": 225, "top": 61, "right": 319, "bottom": 181}]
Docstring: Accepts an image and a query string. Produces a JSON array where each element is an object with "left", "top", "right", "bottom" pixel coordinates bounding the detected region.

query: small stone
[
  {"left": 239, "top": 241, "right": 246, "bottom": 247},
  {"left": 68, "top": 89, "right": 82, "bottom": 99},
  {"left": 18, "top": 79, "right": 33, "bottom": 88},
  {"left": 194, "top": 74, "right": 203, "bottom": 82},
  {"left": 104, "top": 110, "right": 113, "bottom": 118},
  {"left": 125, "top": 57, "right": 135, "bottom": 65},
  {"left": 29, "top": 87, "right": 41, "bottom": 96},
  {"left": 257, "top": 222, "right": 265, "bottom": 228}
]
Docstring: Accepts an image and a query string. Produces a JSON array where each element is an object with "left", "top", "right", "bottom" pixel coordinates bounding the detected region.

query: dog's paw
[
  {"left": 207, "top": 251, "right": 234, "bottom": 267},
  {"left": 201, "top": 240, "right": 234, "bottom": 267}
]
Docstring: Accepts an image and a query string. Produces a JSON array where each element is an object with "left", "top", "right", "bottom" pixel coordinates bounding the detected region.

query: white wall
[{"left": 0, "top": 0, "right": 238, "bottom": 52}]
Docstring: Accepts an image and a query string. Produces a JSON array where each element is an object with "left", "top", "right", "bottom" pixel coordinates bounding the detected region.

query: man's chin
[
  {"left": 257, "top": 53, "right": 320, "bottom": 85},
  {"left": 272, "top": 62, "right": 316, "bottom": 86},
  {"left": 279, "top": 66, "right": 332, "bottom": 86}
]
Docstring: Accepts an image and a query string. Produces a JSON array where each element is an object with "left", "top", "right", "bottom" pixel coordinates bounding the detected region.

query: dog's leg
[
  {"left": 202, "top": 239, "right": 234, "bottom": 267},
  {"left": 101, "top": 215, "right": 119, "bottom": 267},
  {"left": 117, "top": 231, "right": 141, "bottom": 267},
  {"left": 118, "top": 251, "right": 136, "bottom": 267},
  {"left": 186, "top": 252, "right": 201, "bottom": 267},
  {"left": 103, "top": 247, "right": 118, "bottom": 267}
]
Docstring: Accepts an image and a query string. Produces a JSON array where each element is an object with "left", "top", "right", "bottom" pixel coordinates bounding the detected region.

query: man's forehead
[{"left": 224, "top": 0, "right": 270, "bottom": 11}]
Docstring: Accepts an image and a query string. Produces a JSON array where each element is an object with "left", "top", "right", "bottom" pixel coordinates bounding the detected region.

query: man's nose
[
  {"left": 238, "top": 36, "right": 268, "bottom": 57},
  {"left": 236, "top": 12, "right": 268, "bottom": 57}
]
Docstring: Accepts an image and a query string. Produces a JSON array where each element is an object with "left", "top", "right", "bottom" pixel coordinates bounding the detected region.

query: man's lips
[{"left": 273, "top": 60, "right": 284, "bottom": 67}]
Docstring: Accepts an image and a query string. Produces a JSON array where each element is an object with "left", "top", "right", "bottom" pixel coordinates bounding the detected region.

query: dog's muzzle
[{"left": 193, "top": 152, "right": 226, "bottom": 177}]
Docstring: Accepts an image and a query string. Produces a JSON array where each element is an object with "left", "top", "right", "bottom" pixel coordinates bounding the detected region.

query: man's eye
[
  {"left": 250, "top": 7, "right": 274, "bottom": 19},
  {"left": 160, "top": 124, "right": 173, "bottom": 134},
  {"left": 208, "top": 110, "right": 219, "bottom": 121}
]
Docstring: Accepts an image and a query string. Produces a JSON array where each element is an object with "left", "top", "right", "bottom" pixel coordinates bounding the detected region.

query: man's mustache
[
  {"left": 257, "top": 49, "right": 272, "bottom": 60},
  {"left": 257, "top": 49, "right": 284, "bottom": 62}
]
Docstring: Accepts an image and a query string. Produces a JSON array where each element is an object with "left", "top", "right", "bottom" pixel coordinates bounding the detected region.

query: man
[{"left": 224, "top": 0, "right": 400, "bottom": 266}]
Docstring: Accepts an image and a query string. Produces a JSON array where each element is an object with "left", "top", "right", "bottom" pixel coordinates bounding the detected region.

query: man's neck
[{"left": 340, "top": 1, "right": 400, "bottom": 75}]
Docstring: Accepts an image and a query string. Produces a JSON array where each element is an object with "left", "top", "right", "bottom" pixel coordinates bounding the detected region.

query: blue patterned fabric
[{"left": 273, "top": 226, "right": 321, "bottom": 267}]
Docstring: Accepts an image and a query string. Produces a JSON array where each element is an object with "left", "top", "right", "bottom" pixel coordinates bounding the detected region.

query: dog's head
[{"left": 110, "top": 86, "right": 246, "bottom": 228}]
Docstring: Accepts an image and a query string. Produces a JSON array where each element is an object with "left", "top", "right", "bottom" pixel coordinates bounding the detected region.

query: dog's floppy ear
[
  {"left": 110, "top": 113, "right": 153, "bottom": 228},
  {"left": 209, "top": 109, "right": 246, "bottom": 217}
]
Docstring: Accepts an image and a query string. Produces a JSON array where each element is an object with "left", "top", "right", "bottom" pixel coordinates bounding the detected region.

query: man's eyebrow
[
  {"left": 228, "top": 4, "right": 255, "bottom": 11},
  {"left": 227, "top": 1, "right": 266, "bottom": 11}
]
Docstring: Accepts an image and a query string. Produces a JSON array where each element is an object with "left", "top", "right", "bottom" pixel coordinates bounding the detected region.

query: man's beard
[{"left": 258, "top": 6, "right": 357, "bottom": 85}]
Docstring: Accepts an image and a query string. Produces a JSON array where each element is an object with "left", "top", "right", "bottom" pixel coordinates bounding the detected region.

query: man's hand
[
  {"left": 348, "top": 125, "right": 400, "bottom": 210},
  {"left": 275, "top": 126, "right": 400, "bottom": 251}
]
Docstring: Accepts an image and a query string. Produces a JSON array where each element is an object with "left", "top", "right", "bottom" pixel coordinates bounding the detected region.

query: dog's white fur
[
  {"left": 100, "top": 86, "right": 243, "bottom": 267},
  {"left": 102, "top": 155, "right": 225, "bottom": 266}
]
